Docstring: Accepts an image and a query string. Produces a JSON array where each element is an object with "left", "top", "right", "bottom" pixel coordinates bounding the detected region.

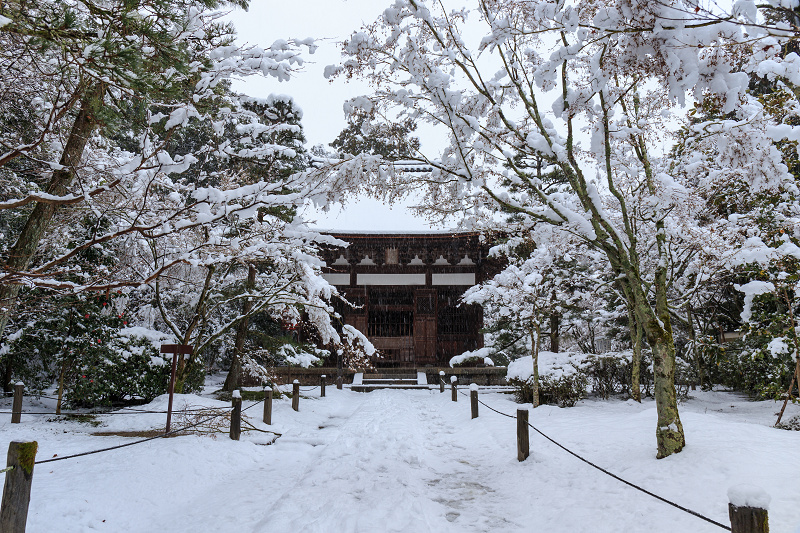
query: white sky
[{"left": 226, "top": 0, "right": 448, "bottom": 231}]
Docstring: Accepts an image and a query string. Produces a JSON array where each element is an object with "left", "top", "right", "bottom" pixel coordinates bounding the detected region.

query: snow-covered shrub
[
  {"left": 67, "top": 335, "right": 173, "bottom": 408},
  {"left": 507, "top": 352, "right": 589, "bottom": 407},
  {"left": 449, "top": 348, "right": 495, "bottom": 368},
  {"left": 582, "top": 351, "right": 654, "bottom": 400},
  {"left": 776, "top": 414, "right": 800, "bottom": 431},
  {"left": 507, "top": 350, "right": 656, "bottom": 405},
  {"left": 710, "top": 338, "right": 796, "bottom": 401}
]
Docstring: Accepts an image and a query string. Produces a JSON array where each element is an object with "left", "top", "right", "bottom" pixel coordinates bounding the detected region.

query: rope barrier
[
  {"left": 34, "top": 407, "right": 235, "bottom": 465},
  {"left": 241, "top": 401, "right": 261, "bottom": 413},
  {"left": 2, "top": 410, "right": 168, "bottom": 416},
  {"left": 456, "top": 387, "right": 731, "bottom": 531},
  {"left": 0, "top": 466, "right": 14, "bottom": 474}
]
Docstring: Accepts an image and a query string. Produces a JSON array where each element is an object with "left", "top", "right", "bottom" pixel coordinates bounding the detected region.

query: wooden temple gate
[{"left": 320, "top": 232, "right": 494, "bottom": 367}]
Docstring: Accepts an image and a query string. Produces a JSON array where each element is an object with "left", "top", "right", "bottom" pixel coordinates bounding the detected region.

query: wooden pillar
[
  {"left": 230, "top": 391, "right": 241, "bottom": 441},
  {"left": 263, "top": 390, "right": 272, "bottom": 425},
  {"left": 1, "top": 441, "right": 37, "bottom": 533},
  {"left": 292, "top": 380, "right": 300, "bottom": 412},
  {"left": 729, "top": 504, "right": 769, "bottom": 533},
  {"left": 11, "top": 383, "right": 23, "bottom": 424},
  {"left": 517, "top": 409, "right": 529, "bottom": 461},
  {"left": 450, "top": 376, "right": 457, "bottom": 402},
  {"left": 470, "top": 385, "right": 479, "bottom": 419},
  {"left": 320, "top": 375, "right": 326, "bottom": 397},
  {"left": 439, "top": 371, "right": 445, "bottom": 393}
]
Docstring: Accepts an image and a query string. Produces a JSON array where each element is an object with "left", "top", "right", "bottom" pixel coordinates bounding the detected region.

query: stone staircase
[{"left": 350, "top": 370, "right": 431, "bottom": 392}]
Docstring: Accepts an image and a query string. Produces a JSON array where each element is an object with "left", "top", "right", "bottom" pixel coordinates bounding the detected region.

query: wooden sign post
[{"left": 160, "top": 344, "right": 193, "bottom": 434}]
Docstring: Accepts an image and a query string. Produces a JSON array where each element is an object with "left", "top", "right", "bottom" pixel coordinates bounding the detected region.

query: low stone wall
[
  {"left": 272, "top": 367, "right": 357, "bottom": 386},
  {"left": 269, "top": 366, "right": 507, "bottom": 386}
]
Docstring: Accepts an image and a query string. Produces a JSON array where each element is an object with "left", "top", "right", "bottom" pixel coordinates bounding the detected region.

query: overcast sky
[{"left": 226, "top": 1, "right": 447, "bottom": 231}]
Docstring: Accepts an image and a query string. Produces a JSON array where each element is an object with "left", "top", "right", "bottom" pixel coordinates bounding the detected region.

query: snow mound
[
  {"left": 449, "top": 347, "right": 494, "bottom": 367},
  {"left": 728, "top": 484, "right": 771, "bottom": 509},
  {"left": 507, "top": 352, "right": 588, "bottom": 381}
]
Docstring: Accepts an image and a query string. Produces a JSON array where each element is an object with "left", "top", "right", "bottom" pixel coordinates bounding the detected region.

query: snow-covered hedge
[
  {"left": 449, "top": 347, "right": 495, "bottom": 368},
  {"left": 507, "top": 351, "right": 646, "bottom": 406},
  {"left": 69, "top": 332, "right": 177, "bottom": 408}
]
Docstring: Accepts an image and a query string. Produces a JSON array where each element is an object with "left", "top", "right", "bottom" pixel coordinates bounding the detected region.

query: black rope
[
  {"left": 1, "top": 407, "right": 229, "bottom": 416},
  {"left": 241, "top": 400, "right": 261, "bottom": 413},
  {"left": 35, "top": 407, "right": 234, "bottom": 465},
  {"left": 458, "top": 388, "right": 731, "bottom": 531},
  {"left": 121, "top": 406, "right": 226, "bottom": 414}
]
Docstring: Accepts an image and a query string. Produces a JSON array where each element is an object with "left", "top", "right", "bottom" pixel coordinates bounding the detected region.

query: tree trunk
[
  {"left": 626, "top": 304, "right": 642, "bottom": 402},
  {"left": 55, "top": 360, "right": 69, "bottom": 415},
  {"left": 0, "top": 83, "right": 105, "bottom": 390},
  {"left": 172, "top": 266, "right": 215, "bottom": 393},
  {"left": 650, "top": 335, "right": 685, "bottom": 458},
  {"left": 624, "top": 277, "right": 685, "bottom": 458},
  {"left": 529, "top": 324, "right": 540, "bottom": 408},
  {"left": 223, "top": 264, "right": 256, "bottom": 392},
  {"left": 686, "top": 303, "right": 705, "bottom": 390},
  {"left": 549, "top": 313, "right": 560, "bottom": 353}
]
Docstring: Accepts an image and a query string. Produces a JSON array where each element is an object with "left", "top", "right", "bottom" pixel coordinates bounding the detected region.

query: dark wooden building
[{"left": 320, "top": 232, "right": 494, "bottom": 367}]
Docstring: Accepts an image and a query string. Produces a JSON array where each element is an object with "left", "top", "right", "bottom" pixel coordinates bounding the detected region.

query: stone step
[
  {"left": 350, "top": 370, "right": 430, "bottom": 392},
  {"left": 362, "top": 376, "right": 417, "bottom": 384},
  {"left": 362, "top": 374, "right": 417, "bottom": 380},
  {"left": 350, "top": 384, "right": 434, "bottom": 392}
]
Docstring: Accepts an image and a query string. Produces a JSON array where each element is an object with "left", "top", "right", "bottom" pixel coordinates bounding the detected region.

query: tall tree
[
  {"left": 325, "top": 0, "right": 800, "bottom": 457},
  {"left": 0, "top": 0, "right": 323, "bottom": 390}
]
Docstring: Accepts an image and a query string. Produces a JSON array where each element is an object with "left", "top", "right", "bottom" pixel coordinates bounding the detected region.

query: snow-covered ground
[{"left": 1, "top": 383, "right": 799, "bottom": 533}]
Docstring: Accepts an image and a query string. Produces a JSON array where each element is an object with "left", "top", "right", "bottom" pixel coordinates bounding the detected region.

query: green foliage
[
  {"left": 66, "top": 336, "right": 171, "bottom": 408},
  {"left": 330, "top": 108, "right": 420, "bottom": 161},
  {"left": 2, "top": 291, "right": 182, "bottom": 407},
  {"left": 707, "top": 338, "right": 797, "bottom": 401}
]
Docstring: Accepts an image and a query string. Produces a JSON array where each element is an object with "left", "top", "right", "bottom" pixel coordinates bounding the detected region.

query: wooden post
[
  {"left": 450, "top": 376, "right": 457, "bottom": 402},
  {"left": 1, "top": 441, "right": 37, "bottom": 533},
  {"left": 11, "top": 383, "right": 23, "bottom": 424},
  {"left": 470, "top": 385, "right": 479, "bottom": 419},
  {"left": 439, "top": 371, "right": 445, "bottom": 393},
  {"left": 320, "top": 375, "right": 326, "bottom": 397},
  {"left": 230, "top": 391, "right": 242, "bottom": 441},
  {"left": 729, "top": 504, "right": 769, "bottom": 533},
  {"left": 336, "top": 376, "right": 343, "bottom": 390},
  {"left": 517, "top": 409, "right": 529, "bottom": 461},
  {"left": 263, "top": 390, "right": 272, "bottom": 425},
  {"left": 292, "top": 380, "right": 300, "bottom": 412}
]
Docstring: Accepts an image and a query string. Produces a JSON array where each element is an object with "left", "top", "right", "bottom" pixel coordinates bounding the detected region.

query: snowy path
[
  {"left": 248, "top": 390, "right": 521, "bottom": 532},
  {"left": 5, "top": 387, "right": 800, "bottom": 532},
  {"left": 134, "top": 390, "right": 523, "bottom": 532}
]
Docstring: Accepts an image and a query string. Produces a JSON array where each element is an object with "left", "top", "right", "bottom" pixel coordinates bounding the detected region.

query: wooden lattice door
[{"left": 414, "top": 289, "right": 437, "bottom": 365}]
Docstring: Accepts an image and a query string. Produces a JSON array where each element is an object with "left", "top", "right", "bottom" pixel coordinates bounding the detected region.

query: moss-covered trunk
[
  {"left": 649, "top": 333, "right": 685, "bottom": 458},
  {"left": 633, "top": 268, "right": 685, "bottom": 458}
]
